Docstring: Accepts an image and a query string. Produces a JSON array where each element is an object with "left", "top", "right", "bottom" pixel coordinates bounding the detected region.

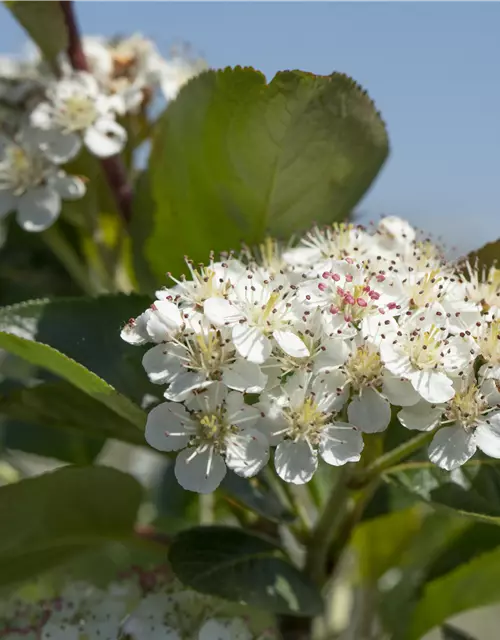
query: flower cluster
[
  {"left": 0, "top": 565, "right": 277, "bottom": 640},
  {"left": 122, "top": 217, "right": 500, "bottom": 491},
  {"left": 0, "top": 35, "right": 205, "bottom": 232}
]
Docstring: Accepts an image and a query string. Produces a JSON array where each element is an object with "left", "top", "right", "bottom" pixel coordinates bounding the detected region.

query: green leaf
[
  {"left": 0, "top": 294, "right": 155, "bottom": 404},
  {"left": 4, "top": 1, "right": 68, "bottom": 64},
  {"left": 0, "top": 331, "right": 145, "bottom": 429},
  {"left": 221, "top": 471, "right": 295, "bottom": 524},
  {"left": 351, "top": 508, "right": 423, "bottom": 583},
  {"left": 408, "top": 547, "right": 500, "bottom": 640},
  {"left": 169, "top": 526, "right": 323, "bottom": 616},
  {"left": 385, "top": 462, "right": 500, "bottom": 525},
  {"left": 0, "top": 466, "right": 142, "bottom": 586},
  {"left": 465, "top": 238, "right": 500, "bottom": 272},
  {"left": 0, "top": 381, "right": 145, "bottom": 448},
  {"left": 146, "top": 67, "right": 389, "bottom": 278}
]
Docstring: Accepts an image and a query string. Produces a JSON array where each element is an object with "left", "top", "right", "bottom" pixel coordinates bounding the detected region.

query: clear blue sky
[{"left": 1, "top": 2, "right": 499, "bottom": 254}]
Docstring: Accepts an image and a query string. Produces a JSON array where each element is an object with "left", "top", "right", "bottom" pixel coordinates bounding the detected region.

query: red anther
[
  {"left": 369, "top": 291, "right": 380, "bottom": 300},
  {"left": 387, "top": 302, "right": 397, "bottom": 310},
  {"left": 332, "top": 273, "right": 341, "bottom": 282},
  {"left": 329, "top": 305, "right": 339, "bottom": 315},
  {"left": 322, "top": 271, "right": 331, "bottom": 279},
  {"left": 318, "top": 282, "right": 327, "bottom": 292},
  {"left": 345, "top": 274, "right": 353, "bottom": 283},
  {"left": 357, "top": 298, "right": 368, "bottom": 307},
  {"left": 376, "top": 274, "right": 386, "bottom": 282},
  {"left": 344, "top": 293, "right": 355, "bottom": 305},
  {"left": 150, "top": 303, "right": 157, "bottom": 311}
]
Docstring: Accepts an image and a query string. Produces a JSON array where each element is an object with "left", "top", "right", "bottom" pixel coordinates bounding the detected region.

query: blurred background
[{"left": 1, "top": 1, "right": 499, "bottom": 255}]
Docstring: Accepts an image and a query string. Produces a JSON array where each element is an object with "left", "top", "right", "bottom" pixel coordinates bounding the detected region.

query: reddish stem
[{"left": 59, "top": 0, "right": 132, "bottom": 223}]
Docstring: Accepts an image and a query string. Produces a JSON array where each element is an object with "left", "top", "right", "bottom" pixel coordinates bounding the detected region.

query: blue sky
[{"left": 1, "top": 2, "right": 499, "bottom": 254}]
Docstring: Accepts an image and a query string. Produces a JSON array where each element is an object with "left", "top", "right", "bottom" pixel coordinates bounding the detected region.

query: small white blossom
[
  {"left": 145, "top": 383, "right": 269, "bottom": 493},
  {"left": 30, "top": 71, "right": 126, "bottom": 162},
  {"left": 379, "top": 304, "right": 475, "bottom": 403},
  {"left": 204, "top": 275, "right": 308, "bottom": 364},
  {"left": 0, "top": 128, "right": 85, "bottom": 231},
  {"left": 257, "top": 371, "right": 363, "bottom": 484}
]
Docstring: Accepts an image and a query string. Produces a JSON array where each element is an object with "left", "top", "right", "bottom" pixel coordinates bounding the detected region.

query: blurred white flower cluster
[
  {"left": 0, "top": 35, "right": 205, "bottom": 232},
  {"left": 122, "top": 217, "right": 500, "bottom": 491},
  {"left": 0, "top": 565, "right": 277, "bottom": 640}
]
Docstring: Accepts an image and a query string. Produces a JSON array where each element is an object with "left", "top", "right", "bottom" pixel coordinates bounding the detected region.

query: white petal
[
  {"left": 84, "top": 117, "right": 126, "bottom": 157},
  {"left": 232, "top": 324, "right": 271, "bottom": 364},
  {"left": 50, "top": 173, "right": 86, "bottom": 200},
  {"left": 348, "top": 389, "right": 391, "bottom": 433},
  {"left": 313, "top": 337, "right": 351, "bottom": 372},
  {"left": 311, "top": 370, "right": 349, "bottom": 413},
  {"left": 225, "top": 391, "right": 260, "bottom": 428},
  {"left": 146, "top": 300, "right": 183, "bottom": 341},
  {"left": 30, "top": 101, "right": 53, "bottom": 129},
  {"left": 273, "top": 329, "right": 309, "bottom": 359},
  {"left": 410, "top": 369, "right": 455, "bottom": 404},
  {"left": 398, "top": 400, "right": 443, "bottom": 431},
  {"left": 254, "top": 397, "right": 289, "bottom": 446},
  {"left": 428, "top": 425, "right": 476, "bottom": 470},
  {"left": 282, "top": 246, "right": 321, "bottom": 266},
  {"left": 120, "top": 310, "right": 151, "bottom": 345},
  {"left": 222, "top": 359, "right": 267, "bottom": 393},
  {"left": 480, "top": 363, "right": 500, "bottom": 381},
  {"left": 142, "top": 343, "right": 182, "bottom": 384},
  {"left": 319, "top": 423, "right": 364, "bottom": 465},
  {"left": 204, "top": 297, "right": 243, "bottom": 326},
  {"left": 379, "top": 340, "right": 414, "bottom": 378},
  {"left": 16, "top": 186, "right": 60, "bottom": 232},
  {"left": 145, "top": 402, "right": 193, "bottom": 451},
  {"left": 165, "top": 371, "right": 208, "bottom": 402},
  {"left": 225, "top": 430, "right": 270, "bottom": 478},
  {"left": 175, "top": 446, "right": 226, "bottom": 493},
  {"left": 36, "top": 129, "right": 82, "bottom": 163},
  {"left": 275, "top": 440, "right": 318, "bottom": 484},
  {"left": 382, "top": 372, "right": 420, "bottom": 406},
  {"left": 0, "top": 190, "right": 15, "bottom": 218},
  {"left": 475, "top": 413, "right": 500, "bottom": 458}
]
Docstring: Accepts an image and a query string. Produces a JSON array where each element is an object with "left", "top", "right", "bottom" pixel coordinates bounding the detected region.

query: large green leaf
[
  {"left": 385, "top": 461, "right": 500, "bottom": 525},
  {"left": 169, "top": 526, "right": 322, "bottom": 616},
  {"left": 0, "top": 295, "right": 155, "bottom": 404},
  {"left": 351, "top": 508, "right": 423, "bottom": 583},
  {"left": 4, "top": 1, "right": 68, "bottom": 64},
  {"left": 0, "top": 381, "right": 145, "bottom": 448},
  {"left": 145, "top": 67, "right": 389, "bottom": 278},
  {"left": 0, "top": 466, "right": 142, "bottom": 586},
  {"left": 0, "top": 331, "right": 145, "bottom": 429},
  {"left": 407, "top": 547, "right": 500, "bottom": 640}
]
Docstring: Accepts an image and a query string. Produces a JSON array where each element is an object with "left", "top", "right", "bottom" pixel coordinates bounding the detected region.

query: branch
[{"left": 59, "top": 0, "right": 133, "bottom": 223}]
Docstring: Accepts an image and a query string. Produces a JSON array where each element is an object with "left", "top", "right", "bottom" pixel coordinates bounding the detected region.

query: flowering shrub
[{"left": 0, "top": 3, "right": 499, "bottom": 640}]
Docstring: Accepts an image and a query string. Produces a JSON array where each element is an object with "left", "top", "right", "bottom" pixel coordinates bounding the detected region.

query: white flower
[
  {"left": 316, "top": 334, "right": 420, "bottom": 433},
  {"left": 0, "top": 129, "right": 85, "bottom": 231},
  {"left": 121, "top": 300, "right": 184, "bottom": 346},
  {"left": 462, "top": 262, "right": 500, "bottom": 313},
  {"left": 282, "top": 222, "right": 370, "bottom": 268},
  {"left": 379, "top": 304, "right": 475, "bottom": 403},
  {"left": 156, "top": 52, "right": 207, "bottom": 101},
  {"left": 30, "top": 71, "right": 126, "bottom": 162},
  {"left": 142, "top": 326, "right": 267, "bottom": 401},
  {"left": 257, "top": 371, "right": 363, "bottom": 484},
  {"left": 299, "top": 259, "right": 404, "bottom": 339},
  {"left": 145, "top": 383, "right": 269, "bottom": 493},
  {"left": 199, "top": 618, "right": 253, "bottom": 640},
  {"left": 204, "top": 275, "right": 308, "bottom": 364}
]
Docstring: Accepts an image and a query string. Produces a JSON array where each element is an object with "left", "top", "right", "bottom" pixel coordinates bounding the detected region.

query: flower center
[
  {"left": 284, "top": 397, "right": 328, "bottom": 444},
  {"left": 318, "top": 272, "right": 381, "bottom": 324},
  {"left": 0, "top": 145, "right": 47, "bottom": 194},
  {"left": 303, "top": 223, "right": 362, "bottom": 259},
  {"left": 407, "top": 326, "right": 443, "bottom": 370},
  {"left": 446, "top": 384, "right": 487, "bottom": 428},
  {"left": 193, "top": 410, "right": 236, "bottom": 452},
  {"left": 181, "top": 331, "right": 233, "bottom": 377},
  {"left": 408, "top": 270, "right": 443, "bottom": 308},
  {"left": 57, "top": 94, "right": 97, "bottom": 132},
  {"left": 344, "top": 344, "right": 383, "bottom": 390}
]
